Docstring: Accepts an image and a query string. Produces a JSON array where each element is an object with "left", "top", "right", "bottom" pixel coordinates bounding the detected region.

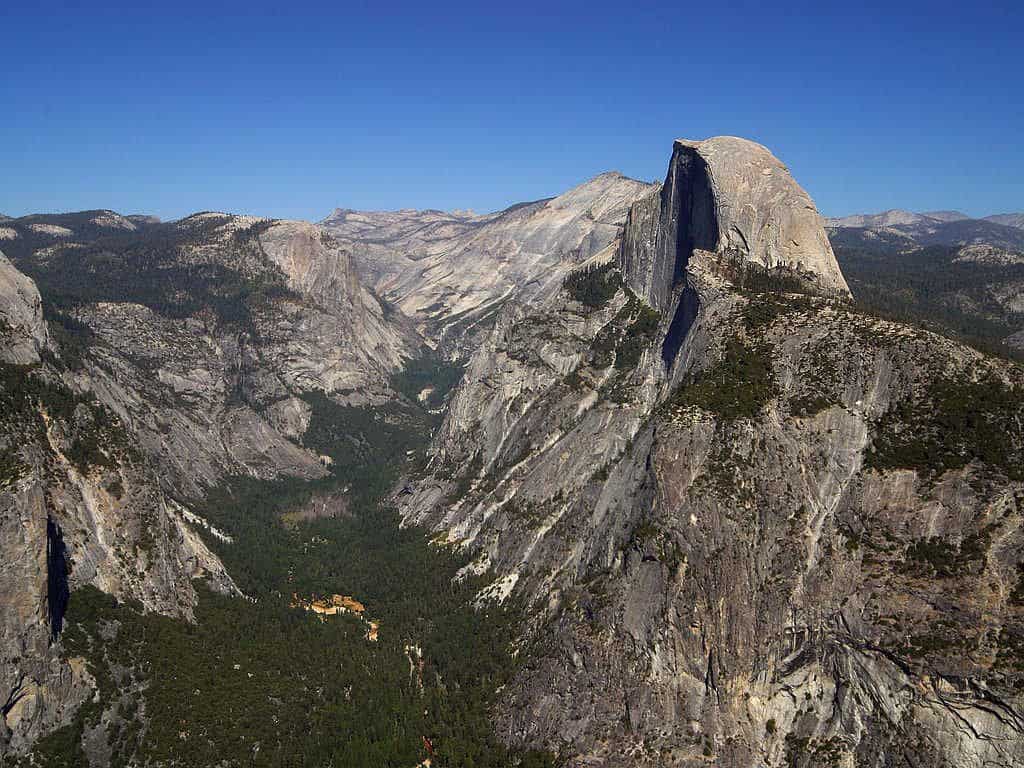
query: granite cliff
[
  {"left": 3, "top": 138, "right": 1024, "bottom": 767},
  {"left": 399, "top": 138, "right": 1024, "bottom": 767},
  {"left": 323, "top": 172, "right": 655, "bottom": 355}
]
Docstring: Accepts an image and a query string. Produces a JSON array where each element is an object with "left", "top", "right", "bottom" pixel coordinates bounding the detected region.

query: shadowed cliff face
[
  {"left": 0, "top": 293, "right": 239, "bottom": 753},
  {"left": 620, "top": 137, "right": 850, "bottom": 313},
  {"left": 618, "top": 144, "right": 718, "bottom": 313},
  {"left": 45, "top": 518, "right": 68, "bottom": 638},
  {"left": 650, "top": 145, "right": 716, "bottom": 369},
  {"left": 621, "top": 137, "right": 851, "bottom": 374},
  {"left": 399, "top": 138, "right": 1023, "bottom": 767}
]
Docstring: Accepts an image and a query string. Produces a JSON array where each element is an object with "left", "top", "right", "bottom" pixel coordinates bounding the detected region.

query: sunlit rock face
[
  {"left": 323, "top": 171, "right": 656, "bottom": 354},
  {"left": 399, "top": 138, "right": 1023, "bottom": 767},
  {"left": 0, "top": 250, "right": 48, "bottom": 364},
  {"left": 620, "top": 136, "right": 849, "bottom": 313}
]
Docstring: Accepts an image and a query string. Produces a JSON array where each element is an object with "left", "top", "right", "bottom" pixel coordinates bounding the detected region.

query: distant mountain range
[
  {"left": 987, "top": 212, "right": 1024, "bottom": 229},
  {"left": 828, "top": 208, "right": 1024, "bottom": 229},
  {"left": 826, "top": 205, "right": 1024, "bottom": 356},
  {"left": 826, "top": 208, "right": 1024, "bottom": 251},
  {"left": 4, "top": 137, "right": 1024, "bottom": 768}
]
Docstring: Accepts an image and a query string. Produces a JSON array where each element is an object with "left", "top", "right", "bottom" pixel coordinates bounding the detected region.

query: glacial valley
[{"left": 2, "top": 137, "right": 1023, "bottom": 768}]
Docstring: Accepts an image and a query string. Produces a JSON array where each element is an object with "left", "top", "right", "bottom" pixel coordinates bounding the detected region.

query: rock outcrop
[
  {"left": 0, "top": 259, "right": 239, "bottom": 752},
  {"left": 620, "top": 137, "right": 849, "bottom": 312},
  {"left": 0, "top": 250, "right": 48, "bottom": 364},
  {"left": 399, "top": 137, "right": 1024, "bottom": 767}
]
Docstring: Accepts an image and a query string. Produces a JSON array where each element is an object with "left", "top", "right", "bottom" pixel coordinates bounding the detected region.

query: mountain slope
[
  {"left": 829, "top": 229, "right": 1024, "bottom": 356},
  {"left": 986, "top": 213, "right": 1024, "bottom": 230},
  {"left": 0, "top": 216, "right": 554, "bottom": 767},
  {"left": 0, "top": 212, "right": 426, "bottom": 755},
  {"left": 0, "top": 251, "right": 236, "bottom": 752},
  {"left": 399, "top": 137, "right": 1024, "bottom": 767},
  {"left": 923, "top": 210, "right": 971, "bottom": 222},
  {"left": 323, "top": 172, "right": 656, "bottom": 353}
]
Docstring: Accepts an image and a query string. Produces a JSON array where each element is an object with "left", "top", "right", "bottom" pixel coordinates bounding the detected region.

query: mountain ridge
[
  {"left": 2, "top": 137, "right": 1024, "bottom": 768},
  {"left": 397, "top": 137, "right": 1024, "bottom": 767},
  {"left": 321, "top": 170, "right": 657, "bottom": 355},
  {"left": 829, "top": 208, "right": 1024, "bottom": 229}
]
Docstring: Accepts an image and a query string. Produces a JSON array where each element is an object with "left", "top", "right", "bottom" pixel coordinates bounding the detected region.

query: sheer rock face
[
  {"left": 620, "top": 137, "right": 849, "bottom": 312},
  {"left": 400, "top": 139, "right": 1023, "bottom": 766},
  {"left": 1, "top": 444, "right": 236, "bottom": 754},
  {"left": 255, "top": 220, "right": 414, "bottom": 395},
  {"left": 0, "top": 261, "right": 238, "bottom": 753},
  {"left": 323, "top": 172, "right": 656, "bottom": 353},
  {"left": 0, "top": 250, "right": 48, "bottom": 364}
]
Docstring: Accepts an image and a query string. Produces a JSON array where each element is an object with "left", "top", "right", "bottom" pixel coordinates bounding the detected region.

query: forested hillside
[
  {"left": 831, "top": 229, "right": 1024, "bottom": 357},
  {"left": 0, "top": 211, "right": 553, "bottom": 767},
  {"left": 12, "top": 343, "right": 553, "bottom": 766}
]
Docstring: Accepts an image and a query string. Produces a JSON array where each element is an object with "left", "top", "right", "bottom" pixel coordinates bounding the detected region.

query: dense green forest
[
  {"left": 831, "top": 234, "right": 1024, "bottom": 359},
  {"left": 4, "top": 214, "right": 294, "bottom": 332},
  {"left": 27, "top": 509, "right": 552, "bottom": 767},
  {"left": 18, "top": 369, "right": 553, "bottom": 768}
]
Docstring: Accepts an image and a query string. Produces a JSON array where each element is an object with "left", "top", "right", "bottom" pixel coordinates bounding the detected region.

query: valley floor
[{"left": 14, "top": 386, "right": 554, "bottom": 768}]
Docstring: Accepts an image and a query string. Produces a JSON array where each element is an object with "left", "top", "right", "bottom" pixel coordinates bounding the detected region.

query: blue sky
[{"left": 2, "top": 0, "right": 1021, "bottom": 221}]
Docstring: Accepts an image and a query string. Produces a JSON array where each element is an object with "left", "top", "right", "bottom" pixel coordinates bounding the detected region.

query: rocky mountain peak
[
  {"left": 545, "top": 170, "right": 652, "bottom": 224},
  {"left": 619, "top": 136, "right": 850, "bottom": 312},
  {"left": 257, "top": 220, "right": 358, "bottom": 305}
]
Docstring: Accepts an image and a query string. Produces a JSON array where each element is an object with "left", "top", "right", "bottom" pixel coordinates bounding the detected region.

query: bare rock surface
[
  {"left": 0, "top": 250, "right": 48, "bottom": 364},
  {"left": 323, "top": 172, "right": 655, "bottom": 352},
  {"left": 0, "top": 266, "right": 237, "bottom": 752},
  {"left": 620, "top": 137, "right": 849, "bottom": 312},
  {"left": 399, "top": 138, "right": 1024, "bottom": 767}
]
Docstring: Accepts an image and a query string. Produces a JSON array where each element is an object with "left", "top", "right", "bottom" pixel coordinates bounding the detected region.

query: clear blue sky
[{"left": 2, "top": 0, "right": 1021, "bottom": 221}]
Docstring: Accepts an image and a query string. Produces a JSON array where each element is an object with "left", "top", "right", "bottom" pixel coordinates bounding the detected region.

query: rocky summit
[
  {"left": 2, "top": 137, "right": 1024, "bottom": 768},
  {"left": 399, "top": 137, "right": 1024, "bottom": 766},
  {"left": 323, "top": 171, "right": 656, "bottom": 356}
]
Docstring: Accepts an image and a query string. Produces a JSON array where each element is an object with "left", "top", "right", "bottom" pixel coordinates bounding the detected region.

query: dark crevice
[
  {"left": 657, "top": 145, "right": 716, "bottom": 368},
  {"left": 704, "top": 648, "right": 719, "bottom": 700},
  {"left": 46, "top": 517, "right": 69, "bottom": 638},
  {"left": 661, "top": 286, "right": 700, "bottom": 369},
  {"left": 2, "top": 681, "right": 27, "bottom": 719},
  {"left": 666, "top": 146, "right": 718, "bottom": 291}
]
